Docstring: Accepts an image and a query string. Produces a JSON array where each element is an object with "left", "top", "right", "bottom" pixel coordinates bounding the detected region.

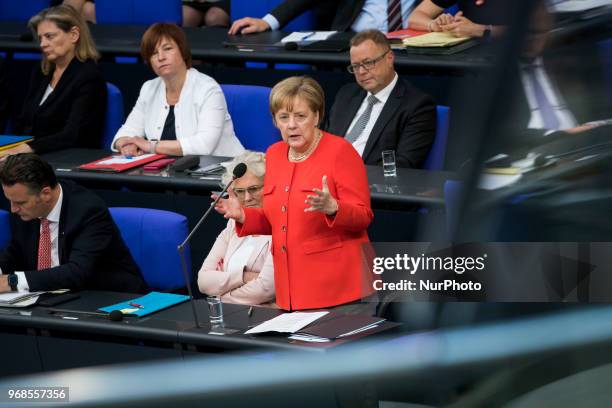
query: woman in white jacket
[{"left": 112, "top": 23, "right": 243, "bottom": 157}]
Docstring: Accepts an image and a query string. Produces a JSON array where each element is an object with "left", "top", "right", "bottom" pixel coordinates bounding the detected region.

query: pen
[
  {"left": 301, "top": 32, "right": 315, "bottom": 41},
  {"left": 129, "top": 302, "right": 144, "bottom": 309},
  {"left": 125, "top": 155, "right": 133, "bottom": 159},
  {"left": 247, "top": 306, "right": 253, "bottom": 317}
]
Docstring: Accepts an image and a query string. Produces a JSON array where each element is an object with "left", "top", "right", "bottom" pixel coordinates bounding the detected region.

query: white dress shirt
[
  {"left": 346, "top": 73, "right": 398, "bottom": 157},
  {"left": 520, "top": 57, "right": 577, "bottom": 132},
  {"left": 14, "top": 185, "right": 64, "bottom": 291},
  {"left": 263, "top": 0, "right": 416, "bottom": 33},
  {"left": 39, "top": 84, "right": 54, "bottom": 106},
  {"left": 112, "top": 68, "right": 244, "bottom": 156}
]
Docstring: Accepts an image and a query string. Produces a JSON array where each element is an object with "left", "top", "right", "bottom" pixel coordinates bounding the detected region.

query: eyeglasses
[
  {"left": 232, "top": 185, "right": 263, "bottom": 198},
  {"left": 347, "top": 49, "right": 390, "bottom": 74}
]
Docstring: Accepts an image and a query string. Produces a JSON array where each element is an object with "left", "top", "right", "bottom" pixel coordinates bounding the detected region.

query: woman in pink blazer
[
  {"left": 216, "top": 77, "right": 374, "bottom": 311},
  {"left": 198, "top": 151, "right": 275, "bottom": 306}
]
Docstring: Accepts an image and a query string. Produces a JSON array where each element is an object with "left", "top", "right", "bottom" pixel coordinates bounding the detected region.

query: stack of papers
[
  {"left": 289, "top": 314, "right": 386, "bottom": 342},
  {"left": 402, "top": 32, "right": 470, "bottom": 47},
  {"left": 245, "top": 311, "right": 328, "bottom": 334},
  {"left": 0, "top": 291, "right": 44, "bottom": 307}
]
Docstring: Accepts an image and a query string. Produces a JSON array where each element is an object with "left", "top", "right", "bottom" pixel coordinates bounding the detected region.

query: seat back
[
  {"left": 0, "top": 209, "right": 10, "bottom": 251},
  {"left": 109, "top": 207, "right": 190, "bottom": 291},
  {"left": 102, "top": 82, "right": 125, "bottom": 150},
  {"left": 230, "top": 0, "right": 315, "bottom": 32},
  {"left": 423, "top": 105, "right": 450, "bottom": 171},
  {"left": 0, "top": 0, "right": 49, "bottom": 22},
  {"left": 221, "top": 84, "right": 281, "bottom": 152},
  {"left": 96, "top": 0, "right": 182, "bottom": 25}
]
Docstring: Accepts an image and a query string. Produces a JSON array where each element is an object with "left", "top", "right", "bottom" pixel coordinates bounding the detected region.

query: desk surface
[
  {"left": 0, "top": 23, "right": 492, "bottom": 73},
  {"left": 0, "top": 291, "right": 398, "bottom": 353},
  {"left": 42, "top": 148, "right": 454, "bottom": 207}
]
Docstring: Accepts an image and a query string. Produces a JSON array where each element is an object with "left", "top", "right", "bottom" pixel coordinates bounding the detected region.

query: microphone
[
  {"left": 284, "top": 41, "right": 299, "bottom": 51},
  {"left": 177, "top": 162, "right": 247, "bottom": 328}
]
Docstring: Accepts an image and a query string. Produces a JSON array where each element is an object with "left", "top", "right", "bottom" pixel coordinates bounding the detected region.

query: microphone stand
[{"left": 177, "top": 178, "right": 238, "bottom": 329}]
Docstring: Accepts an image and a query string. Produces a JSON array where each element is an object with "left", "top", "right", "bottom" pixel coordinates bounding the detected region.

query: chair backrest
[
  {"left": 423, "top": 105, "right": 450, "bottom": 171},
  {"left": 0, "top": 0, "right": 49, "bottom": 22},
  {"left": 96, "top": 0, "right": 182, "bottom": 25},
  {"left": 231, "top": 0, "right": 315, "bottom": 32},
  {"left": 221, "top": 84, "right": 281, "bottom": 152},
  {"left": 102, "top": 82, "right": 125, "bottom": 150},
  {"left": 109, "top": 207, "right": 190, "bottom": 291},
  {"left": 0, "top": 209, "right": 10, "bottom": 251},
  {"left": 444, "top": 179, "right": 463, "bottom": 238}
]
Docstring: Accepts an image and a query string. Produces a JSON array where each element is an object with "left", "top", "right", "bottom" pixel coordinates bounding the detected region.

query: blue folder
[
  {"left": 0, "top": 135, "right": 33, "bottom": 151},
  {"left": 99, "top": 292, "right": 190, "bottom": 317}
]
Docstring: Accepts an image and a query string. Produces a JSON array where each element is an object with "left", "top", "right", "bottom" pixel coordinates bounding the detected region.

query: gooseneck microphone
[{"left": 177, "top": 163, "right": 247, "bottom": 328}]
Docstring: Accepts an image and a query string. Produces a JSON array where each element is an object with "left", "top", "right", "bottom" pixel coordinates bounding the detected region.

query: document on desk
[
  {"left": 0, "top": 291, "right": 44, "bottom": 307},
  {"left": 403, "top": 32, "right": 469, "bottom": 47},
  {"left": 245, "top": 311, "right": 329, "bottom": 335},
  {"left": 281, "top": 31, "right": 337, "bottom": 43}
]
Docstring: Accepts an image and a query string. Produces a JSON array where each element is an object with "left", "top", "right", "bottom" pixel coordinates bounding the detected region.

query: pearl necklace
[{"left": 288, "top": 130, "right": 322, "bottom": 162}]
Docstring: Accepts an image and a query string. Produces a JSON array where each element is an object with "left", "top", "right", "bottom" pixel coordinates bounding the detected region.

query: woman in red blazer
[{"left": 215, "top": 76, "right": 374, "bottom": 310}]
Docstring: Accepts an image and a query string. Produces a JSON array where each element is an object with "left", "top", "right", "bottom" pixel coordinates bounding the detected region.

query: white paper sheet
[
  {"left": 98, "top": 154, "right": 156, "bottom": 165},
  {"left": 245, "top": 311, "right": 329, "bottom": 334},
  {"left": 281, "top": 31, "right": 337, "bottom": 43}
]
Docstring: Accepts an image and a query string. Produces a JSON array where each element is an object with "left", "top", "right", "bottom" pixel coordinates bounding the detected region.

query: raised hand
[
  {"left": 305, "top": 175, "right": 338, "bottom": 215},
  {"left": 213, "top": 189, "right": 245, "bottom": 223}
]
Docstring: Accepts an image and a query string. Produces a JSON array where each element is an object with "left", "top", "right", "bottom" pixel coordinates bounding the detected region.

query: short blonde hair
[
  {"left": 221, "top": 151, "right": 266, "bottom": 187},
  {"left": 269, "top": 76, "right": 325, "bottom": 126},
  {"left": 29, "top": 5, "right": 100, "bottom": 75}
]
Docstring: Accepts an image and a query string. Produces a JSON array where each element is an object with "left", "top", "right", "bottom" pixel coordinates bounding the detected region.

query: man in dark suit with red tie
[
  {"left": 0, "top": 154, "right": 146, "bottom": 293},
  {"left": 326, "top": 29, "right": 436, "bottom": 168}
]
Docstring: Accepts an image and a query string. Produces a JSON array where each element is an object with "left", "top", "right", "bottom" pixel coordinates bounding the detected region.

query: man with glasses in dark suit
[{"left": 325, "top": 29, "right": 436, "bottom": 168}]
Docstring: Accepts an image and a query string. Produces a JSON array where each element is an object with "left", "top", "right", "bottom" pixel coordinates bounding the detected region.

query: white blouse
[{"left": 112, "top": 68, "right": 244, "bottom": 156}]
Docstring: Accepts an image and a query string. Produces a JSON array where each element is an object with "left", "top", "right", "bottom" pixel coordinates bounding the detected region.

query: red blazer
[{"left": 237, "top": 132, "right": 374, "bottom": 310}]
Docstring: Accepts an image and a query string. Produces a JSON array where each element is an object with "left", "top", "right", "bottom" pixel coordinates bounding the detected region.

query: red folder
[
  {"left": 386, "top": 28, "right": 427, "bottom": 41},
  {"left": 78, "top": 154, "right": 167, "bottom": 172}
]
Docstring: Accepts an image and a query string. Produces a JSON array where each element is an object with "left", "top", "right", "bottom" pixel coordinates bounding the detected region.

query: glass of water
[
  {"left": 206, "top": 295, "right": 223, "bottom": 326},
  {"left": 382, "top": 150, "right": 397, "bottom": 177}
]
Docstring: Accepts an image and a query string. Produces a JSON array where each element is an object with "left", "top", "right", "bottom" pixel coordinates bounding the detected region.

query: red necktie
[
  {"left": 388, "top": 0, "right": 403, "bottom": 32},
  {"left": 37, "top": 218, "right": 51, "bottom": 270}
]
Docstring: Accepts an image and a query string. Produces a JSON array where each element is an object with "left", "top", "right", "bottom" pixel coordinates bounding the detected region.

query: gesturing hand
[
  {"left": 305, "top": 175, "right": 338, "bottom": 215},
  {"left": 213, "top": 190, "right": 245, "bottom": 224}
]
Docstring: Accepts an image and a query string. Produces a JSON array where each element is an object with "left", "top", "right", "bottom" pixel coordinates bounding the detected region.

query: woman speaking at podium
[{"left": 215, "top": 76, "right": 375, "bottom": 311}]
